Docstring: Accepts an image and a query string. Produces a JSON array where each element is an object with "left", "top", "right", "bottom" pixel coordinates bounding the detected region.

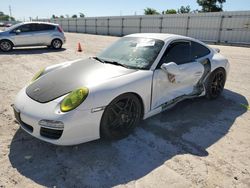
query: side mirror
[
  {"left": 15, "top": 29, "right": 21, "bottom": 34},
  {"left": 160, "top": 62, "right": 180, "bottom": 75}
]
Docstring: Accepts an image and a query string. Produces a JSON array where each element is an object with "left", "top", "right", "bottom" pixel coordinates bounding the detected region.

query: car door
[
  {"left": 151, "top": 40, "right": 205, "bottom": 109},
  {"left": 11, "top": 24, "right": 39, "bottom": 46},
  {"left": 35, "top": 24, "right": 55, "bottom": 45}
]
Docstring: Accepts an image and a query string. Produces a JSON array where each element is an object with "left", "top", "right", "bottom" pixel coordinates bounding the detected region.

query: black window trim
[
  {"left": 156, "top": 39, "right": 212, "bottom": 69},
  {"left": 191, "top": 41, "right": 211, "bottom": 60},
  {"left": 157, "top": 39, "right": 193, "bottom": 69}
]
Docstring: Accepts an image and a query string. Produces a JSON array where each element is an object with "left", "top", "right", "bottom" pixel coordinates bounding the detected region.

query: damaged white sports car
[{"left": 13, "top": 33, "right": 229, "bottom": 145}]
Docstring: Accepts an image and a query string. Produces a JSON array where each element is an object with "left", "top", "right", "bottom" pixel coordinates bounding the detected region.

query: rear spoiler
[{"left": 213, "top": 48, "right": 220, "bottom": 53}]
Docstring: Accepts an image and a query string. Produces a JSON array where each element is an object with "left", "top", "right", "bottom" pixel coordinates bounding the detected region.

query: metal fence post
[
  {"left": 95, "top": 18, "right": 98, "bottom": 35},
  {"left": 139, "top": 17, "right": 142, "bottom": 33},
  {"left": 84, "top": 19, "right": 87, "bottom": 33},
  {"left": 107, "top": 18, "right": 110, "bottom": 35},
  {"left": 160, "top": 16, "right": 163, "bottom": 33},
  {"left": 186, "top": 16, "right": 190, "bottom": 36},
  {"left": 218, "top": 15, "right": 225, "bottom": 43},
  {"left": 76, "top": 18, "right": 78, "bottom": 33},
  {"left": 121, "top": 18, "right": 124, "bottom": 36},
  {"left": 67, "top": 18, "right": 70, "bottom": 32}
]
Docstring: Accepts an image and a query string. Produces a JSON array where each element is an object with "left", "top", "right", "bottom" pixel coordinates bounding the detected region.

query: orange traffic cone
[{"left": 77, "top": 42, "right": 83, "bottom": 52}]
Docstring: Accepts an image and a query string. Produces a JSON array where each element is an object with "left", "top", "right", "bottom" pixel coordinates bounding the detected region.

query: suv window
[
  {"left": 15, "top": 24, "right": 35, "bottom": 32},
  {"left": 36, "top": 24, "right": 55, "bottom": 31},
  {"left": 159, "top": 41, "right": 192, "bottom": 66},
  {"left": 191, "top": 41, "right": 210, "bottom": 59}
]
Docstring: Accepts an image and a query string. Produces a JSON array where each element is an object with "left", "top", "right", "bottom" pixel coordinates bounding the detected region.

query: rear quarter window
[
  {"left": 191, "top": 41, "right": 210, "bottom": 59},
  {"left": 37, "top": 24, "right": 55, "bottom": 31}
]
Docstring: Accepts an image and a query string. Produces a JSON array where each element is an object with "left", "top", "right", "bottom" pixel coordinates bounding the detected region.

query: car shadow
[
  {"left": 0, "top": 47, "right": 66, "bottom": 55},
  {"left": 9, "top": 89, "right": 248, "bottom": 187}
]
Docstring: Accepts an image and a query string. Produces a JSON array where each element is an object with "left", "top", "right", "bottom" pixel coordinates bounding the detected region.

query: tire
[
  {"left": 100, "top": 93, "right": 142, "bottom": 140},
  {"left": 0, "top": 40, "right": 13, "bottom": 52},
  {"left": 205, "top": 68, "right": 226, "bottom": 99},
  {"left": 51, "top": 39, "right": 62, "bottom": 49}
]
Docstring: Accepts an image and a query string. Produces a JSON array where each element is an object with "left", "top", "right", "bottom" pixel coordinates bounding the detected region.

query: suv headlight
[{"left": 60, "top": 87, "right": 89, "bottom": 112}]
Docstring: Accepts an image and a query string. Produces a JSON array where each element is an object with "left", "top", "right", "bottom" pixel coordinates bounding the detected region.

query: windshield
[
  {"left": 97, "top": 37, "right": 164, "bottom": 70},
  {"left": 4, "top": 23, "right": 22, "bottom": 31}
]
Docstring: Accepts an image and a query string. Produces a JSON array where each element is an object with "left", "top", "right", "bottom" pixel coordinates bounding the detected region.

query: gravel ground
[{"left": 0, "top": 32, "right": 250, "bottom": 188}]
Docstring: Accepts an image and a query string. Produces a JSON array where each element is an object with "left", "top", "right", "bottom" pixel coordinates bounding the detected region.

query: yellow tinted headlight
[
  {"left": 31, "top": 68, "right": 45, "bottom": 82},
  {"left": 60, "top": 87, "right": 89, "bottom": 112}
]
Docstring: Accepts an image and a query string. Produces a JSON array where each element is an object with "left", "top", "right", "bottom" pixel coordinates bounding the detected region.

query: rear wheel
[
  {"left": 51, "top": 39, "right": 62, "bottom": 49},
  {"left": 205, "top": 68, "right": 226, "bottom": 99},
  {"left": 100, "top": 94, "right": 142, "bottom": 140},
  {"left": 0, "top": 40, "right": 13, "bottom": 52}
]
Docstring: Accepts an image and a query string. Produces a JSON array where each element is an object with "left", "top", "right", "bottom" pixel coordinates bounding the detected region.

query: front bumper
[{"left": 13, "top": 88, "right": 103, "bottom": 145}]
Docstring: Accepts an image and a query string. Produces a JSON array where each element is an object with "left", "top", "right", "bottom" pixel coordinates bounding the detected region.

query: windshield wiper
[
  {"left": 92, "top": 57, "right": 128, "bottom": 68},
  {"left": 104, "top": 60, "right": 129, "bottom": 68},
  {"left": 92, "top": 56, "right": 105, "bottom": 63}
]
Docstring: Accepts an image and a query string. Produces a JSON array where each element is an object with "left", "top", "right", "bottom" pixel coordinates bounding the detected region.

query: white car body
[{"left": 13, "top": 33, "right": 230, "bottom": 145}]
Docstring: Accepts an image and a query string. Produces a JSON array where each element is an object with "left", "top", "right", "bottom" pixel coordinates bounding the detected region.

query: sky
[{"left": 1, "top": 0, "right": 250, "bottom": 21}]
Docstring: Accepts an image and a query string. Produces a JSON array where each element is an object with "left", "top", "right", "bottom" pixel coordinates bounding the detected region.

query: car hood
[{"left": 26, "top": 58, "right": 137, "bottom": 103}]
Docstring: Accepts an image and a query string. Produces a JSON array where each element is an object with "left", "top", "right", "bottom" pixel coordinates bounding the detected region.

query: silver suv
[{"left": 0, "top": 22, "right": 66, "bottom": 52}]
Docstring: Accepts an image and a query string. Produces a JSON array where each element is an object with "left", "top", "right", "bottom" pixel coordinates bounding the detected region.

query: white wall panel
[{"left": 37, "top": 11, "right": 250, "bottom": 45}]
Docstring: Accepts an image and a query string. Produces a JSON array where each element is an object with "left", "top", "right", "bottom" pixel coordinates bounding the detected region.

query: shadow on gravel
[
  {"left": 9, "top": 89, "right": 248, "bottom": 187},
  {"left": 0, "top": 47, "right": 66, "bottom": 55}
]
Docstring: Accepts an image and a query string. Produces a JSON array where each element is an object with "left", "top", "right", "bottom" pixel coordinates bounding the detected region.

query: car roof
[
  {"left": 125, "top": 33, "right": 193, "bottom": 42},
  {"left": 19, "top": 21, "right": 58, "bottom": 26}
]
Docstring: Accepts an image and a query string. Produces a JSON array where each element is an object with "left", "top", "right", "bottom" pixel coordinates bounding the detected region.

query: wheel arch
[
  {"left": 205, "top": 66, "right": 226, "bottom": 84},
  {"left": 0, "top": 39, "right": 14, "bottom": 46},
  {"left": 51, "top": 38, "right": 62, "bottom": 43},
  {"left": 99, "top": 91, "right": 145, "bottom": 139},
  {"left": 211, "top": 67, "right": 227, "bottom": 77},
  {"left": 105, "top": 92, "right": 145, "bottom": 119}
]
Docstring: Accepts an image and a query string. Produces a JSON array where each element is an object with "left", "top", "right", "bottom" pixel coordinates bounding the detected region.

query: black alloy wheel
[
  {"left": 101, "top": 94, "right": 142, "bottom": 140},
  {"left": 206, "top": 68, "right": 226, "bottom": 99}
]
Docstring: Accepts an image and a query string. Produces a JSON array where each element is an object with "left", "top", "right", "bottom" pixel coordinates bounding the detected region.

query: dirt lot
[{"left": 0, "top": 32, "right": 250, "bottom": 188}]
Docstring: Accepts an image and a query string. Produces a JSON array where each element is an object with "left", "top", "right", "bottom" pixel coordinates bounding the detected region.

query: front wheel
[
  {"left": 0, "top": 40, "right": 13, "bottom": 52},
  {"left": 100, "top": 94, "right": 142, "bottom": 140},
  {"left": 205, "top": 68, "right": 226, "bottom": 99},
  {"left": 51, "top": 39, "right": 62, "bottom": 49}
]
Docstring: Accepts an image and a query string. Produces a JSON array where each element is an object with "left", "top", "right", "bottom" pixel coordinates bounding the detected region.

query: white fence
[{"left": 38, "top": 11, "right": 250, "bottom": 45}]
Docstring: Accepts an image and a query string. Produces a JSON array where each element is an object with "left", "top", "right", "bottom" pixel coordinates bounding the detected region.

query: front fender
[{"left": 76, "top": 70, "right": 153, "bottom": 115}]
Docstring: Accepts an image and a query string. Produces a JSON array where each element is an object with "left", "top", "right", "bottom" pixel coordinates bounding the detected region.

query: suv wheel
[
  {"left": 51, "top": 39, "right": 62, "bottom": 49},
  {"left": 0, "top": 40, "right": 13, "bottom": 52}
]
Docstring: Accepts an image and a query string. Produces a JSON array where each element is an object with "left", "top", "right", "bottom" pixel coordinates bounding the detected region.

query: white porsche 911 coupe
[{"left": 13, "top": 33, "right": 229, "bottom": 145}]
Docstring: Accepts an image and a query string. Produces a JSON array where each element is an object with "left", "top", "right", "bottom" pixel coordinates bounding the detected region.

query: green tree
[
  {"left": 72, "top": 14, "right": 77, "bottom": 18},
  {"left": 178, "top": 6, "right": 191, "bottom": 13},
  {"left": 60, "top": 15, "right": 64, "bottom": 18},
  {"left": 197, "top": 0, "right": 226, "bottom": 12},
  {"left": 144, "top": 8, "right": 160, "bottom": 15},
  {"left": 0, "top": 11, "right": 15, "bottom": 21},
  {"left": 163, "top": 9, "right": 177, "bottom": 14},
  {"left": 79, "top": 12, "right": 85, "bottom": 18}
]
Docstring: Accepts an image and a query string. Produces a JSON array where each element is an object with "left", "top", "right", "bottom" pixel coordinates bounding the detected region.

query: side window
[
  {"left": 36, "top": 24, "right": 55, "bottom": 31},
  {"left": 16, "top": 24, "right": 32, "bottom": 32},
  {"left": 191, "top": 41, "right": 210, "bottom": 59},
  {"left": 14, "top": 24, "right": 38, "bottom": 32},
  {"left": 159, "top": 41, "right": 192, "bottom": 66}
]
